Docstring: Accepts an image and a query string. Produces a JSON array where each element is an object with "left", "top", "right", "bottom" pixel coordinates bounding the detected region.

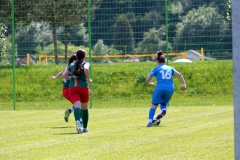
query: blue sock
[{"left": 148, "top": 108, "right": 156, "bottom": 121}]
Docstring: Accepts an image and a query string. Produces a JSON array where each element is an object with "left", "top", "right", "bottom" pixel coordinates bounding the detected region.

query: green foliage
[
  {"left": 227, "top": 0, "right": 232, "bottom": 23},
  {"left": 141, "top": 10, "right": 163, "bottom": 28},
  {"left": 174, "top": 6, "right": 230, "bottom": 52},
  {"left": 93, "top": 39, "right": 109, "bottom": 55},
  {"left": 58, "top": 23, "right": 89, "bottom": 46},
  {"left": 135, "top": 26, "right": 172, "bottom": 55},
  {"left": 112, "top": 14, "right": 135, "bottom": 54},
  {"left": 0, "top": 23, "right": 7, "bottom": 62},
  {"left": 35, "top": 42, "right": 89, "bottom": 64},
  {"left": 92, "top": 40, "right": 123, "bottom": 63},
  {"left": 169, "top": 1, "right": 183, "bottom": 15},
  {"left": 108, "top": 47, "right": 122, "bottom": 55}
]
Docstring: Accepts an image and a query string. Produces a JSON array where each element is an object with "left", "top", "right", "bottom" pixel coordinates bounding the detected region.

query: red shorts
[
  {"left": 62, "top": 88, "right": 72, "bottom": 103},
  {"left": 69, "top": 87, "right": 89, "bottom": 103}
]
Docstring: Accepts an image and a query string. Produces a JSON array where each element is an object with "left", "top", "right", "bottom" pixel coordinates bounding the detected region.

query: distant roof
[
  {"left": 188, "top": 50, "right": 202, "bottom": 57},
  {"left": 187, "top": 50, "right": 216, "bottom": 60}
]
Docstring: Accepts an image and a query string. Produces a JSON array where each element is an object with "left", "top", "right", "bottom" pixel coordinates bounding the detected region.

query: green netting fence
[{"left": 0, "top": 0, "right": 232, "bottom": 110}]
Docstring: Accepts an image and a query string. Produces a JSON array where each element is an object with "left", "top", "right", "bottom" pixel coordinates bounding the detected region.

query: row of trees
[
  {"left": 0, "top": 0, "right": 101, "bottom": 64},
  {"left": 0, "top": 0, "right": 232, "bottom": 65},
  {"left": 91, "top": 0, "right": 232, "bottom": 55}
]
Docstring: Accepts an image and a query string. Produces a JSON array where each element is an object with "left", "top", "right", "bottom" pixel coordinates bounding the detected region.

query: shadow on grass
[
  {"left": 50, "top": 126, "right": 77, "bottom": 135},
  {"left": 49, "top": 126, "right": 74, "bottom": 129},
  {"left": 54, "top": 132, "right": 77, "bottom": 135}
]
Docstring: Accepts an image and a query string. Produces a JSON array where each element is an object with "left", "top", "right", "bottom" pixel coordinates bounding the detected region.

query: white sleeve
[{"left": 84, "top": 62, "right": 90, "bottom": 69}]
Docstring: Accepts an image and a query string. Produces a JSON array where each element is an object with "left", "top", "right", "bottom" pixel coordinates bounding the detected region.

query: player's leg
[
  {"left": 63, "top": 88, "right": 74, "bottom": 122},
  {"left": 156, "top": 90, "right": 174, "bottom": 120},
  {"left": 69, "top": 87, "right": 82, "bottom": 134},
  {"left": 81, "top": 103, "right": 89, "bottom": 132},
  {"left": 80, "top": 87, "right": 89, "bottom": 132},
  {"left": 147, "top": 89, "right": 162, "bottom": 127},
  {"left": 147, "top": 104, "right": 158, "bottom": 127},
  {"left": 156, "top": 104, "right": 167, "bottom": 119},
  {"left": 64, "top": 106, "right": 74, "bottom": 122},
  {"left": 73, "top": 101, "right": 82, "bottom": 134}
]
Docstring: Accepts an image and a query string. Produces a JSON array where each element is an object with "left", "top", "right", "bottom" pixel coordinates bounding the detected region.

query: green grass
[
  {"left": 0, "top": 106, "right": 233, "bottom": 159},
  {"left": 0, "top": 60, "right": 233, "bottom": 107}
]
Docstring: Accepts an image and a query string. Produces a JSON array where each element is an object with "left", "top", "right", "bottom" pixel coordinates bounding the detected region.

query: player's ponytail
[
  {"left": 156, "top": 50, "right": 165, "bottom": 63},
  {"left": 73, "top": 49, "right": 86, "bottom": 76},
  {"left": 68, "top": 54, "right": 77, "bottom": 66}
]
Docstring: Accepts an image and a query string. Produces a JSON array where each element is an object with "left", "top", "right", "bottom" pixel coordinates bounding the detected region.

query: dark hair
[
  {"left": 156, "top": 50, "right": 165, "bottom": 63},
  {"left": 68, "top": 54, "right": 77, "bottom": 66},
  {"left": 73, "top": 49, "right": 86, "bottom": 76},
  {"left": 156, "top": 50, "right": 163, "bottom": 56}
]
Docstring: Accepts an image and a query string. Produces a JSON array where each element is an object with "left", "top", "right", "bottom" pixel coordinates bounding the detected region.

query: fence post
[
  {"left": 88, "top": 0, "right": 93, "bottom": 109},
  {"left": 164, "top": 0, "right": 169, "bottom": 64},
  {"left": 11, "top": 0, "right": 16, "bottom": 110},
  {"left": 27, "top": 53, "right": 30, "bottom": 66},
  {"left": 201, "top": 47, "right": 204, "bottom": 61},
  {"left": 233, "top": 0, "right": 240, "bottom": 159}
]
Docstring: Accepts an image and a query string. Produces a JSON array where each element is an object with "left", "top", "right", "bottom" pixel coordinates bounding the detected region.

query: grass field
[{"left": 0, "top": 106, "right": 233, "bottom": 160}]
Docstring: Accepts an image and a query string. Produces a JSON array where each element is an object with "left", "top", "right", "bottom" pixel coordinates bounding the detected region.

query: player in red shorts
[
  {"left": 50, "top": 54, "right": 77, "bottom": 122},
  {"left": 62, "top": 49, "right": 92, "bottom": 134}
]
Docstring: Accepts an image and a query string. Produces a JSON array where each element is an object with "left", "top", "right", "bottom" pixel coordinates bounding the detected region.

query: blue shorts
[{"left": 151, "top": 89, "right": 174, "bottom": 107}]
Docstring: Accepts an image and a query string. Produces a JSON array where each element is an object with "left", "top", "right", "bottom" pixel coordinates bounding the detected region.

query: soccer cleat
[
  {"left": 146, "top": 122, "right": 152, "bottom": 127},
  {"left": 76, "top": 121, "right": 82, "bottom": 134},
  {"left": 152, "top": 119, "right": 161, "bottom": 126},
  {"left": 156, "top": 120, "right": 161, "bottom": 126},
  {"left": 83, "top": 128, "right": 88, "bottom": 133},
  {"left": 64, "top": 109, "right": 70, "bottom": 122}
]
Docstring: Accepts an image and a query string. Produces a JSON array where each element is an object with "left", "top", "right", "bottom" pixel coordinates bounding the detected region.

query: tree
[
  {"left": 0, "top": 23, "right": 7, "bottom": 63},
  {"left": 29, "top": 0, "right": 101, "bottom": 64},
  {"left": 174, "top": 6, "right": 230, "bottom": 52},
  {"left": 91, "top": 0, "right": 164, "bottom": 46},
  {"left": 135, "top": 26, "right": 171, "bottom": 56},
  {"left": 112, "top": 14, "right": 135, "bottom": 54},
  {"left": 92, "top": 39, "right": 108, "bottom": 55},
  {"left": 58, "top": 0, "right": 101, "bottom": 62},
  {"left": 227, "top": 0, "right": 232, "bottom": 23},
  {"left": 14, "top": 22, "right": 53, "bottom": 57},
  {"left": 0, "top": 0, "right": 36, "bottom": 63},
  {"left": 57, "top": 23, "right": 89, "bottom": 61},
  {"left": 0, "top": 0, "right": 34, "bottom": 24}
]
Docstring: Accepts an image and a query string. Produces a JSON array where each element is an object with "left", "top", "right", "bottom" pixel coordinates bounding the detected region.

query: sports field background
[{"left": 0, "top": 0, "right": 232, "bottom": 109}]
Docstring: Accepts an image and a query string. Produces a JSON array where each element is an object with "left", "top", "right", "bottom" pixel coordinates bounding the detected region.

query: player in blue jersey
[
  {"left": 50, "top": 54, "right": 77, "bottom": 122},
  {"left": 62, "top": 49, "right": 92, "bottom": 134},
  {"left": 146, "top": 50, "right": 186, "bottom": 127}
]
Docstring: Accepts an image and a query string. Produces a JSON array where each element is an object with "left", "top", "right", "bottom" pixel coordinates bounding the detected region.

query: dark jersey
[{"left": 67, "top": 61, "right": 90, "bottom": 88}]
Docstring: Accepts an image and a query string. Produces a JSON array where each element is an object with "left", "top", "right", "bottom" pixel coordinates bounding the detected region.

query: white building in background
[{"left": 187, "top": 50, "right": 216, "bottom": 60}]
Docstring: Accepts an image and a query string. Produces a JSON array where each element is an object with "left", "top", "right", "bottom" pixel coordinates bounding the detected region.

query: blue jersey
[{"left": 149, "top": 64, "right": 176, "bottom": 91}]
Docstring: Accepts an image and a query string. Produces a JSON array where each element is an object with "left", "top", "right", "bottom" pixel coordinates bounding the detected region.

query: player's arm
[
  {"left": 174, "top": 71, "right": 186, "bottom": 90},
  {"left": 62, "top": 69, "right": 71, "bottom": 80},
  {"left": 84, "top": 63, "right": 92, "bottom": 84},
  {"left": 146, "top": 76, "right": 155, "bottom": 87},
  {"left": 50, "top": 70, "right": 64, "bottom": 80}
]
